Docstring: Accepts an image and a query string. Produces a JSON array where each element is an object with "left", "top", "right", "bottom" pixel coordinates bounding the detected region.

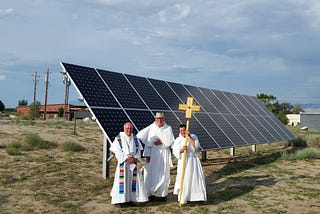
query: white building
[{"left": 286, "top": 114, "right": 300, "bottom": 127}]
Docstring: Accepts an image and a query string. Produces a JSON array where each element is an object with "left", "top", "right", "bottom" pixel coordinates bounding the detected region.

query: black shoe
[
  {"left": 149, "top": 196, "right": 156, "bottom": 201},
  {"left": 114, "top": 203, "right": 125, "bottom": 208},
  {"left": 159, "top": 197, "right": 167, "bottom": 202}
]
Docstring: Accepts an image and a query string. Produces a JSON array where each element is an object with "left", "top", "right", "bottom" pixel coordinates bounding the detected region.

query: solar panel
[{"left": 61, "top": 62, "right": 295, "bottom": 151}]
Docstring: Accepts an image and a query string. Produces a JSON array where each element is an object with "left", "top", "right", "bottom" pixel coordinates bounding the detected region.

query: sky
[{"left": 1, "top": 0, "right": 320, "bottom": 108}]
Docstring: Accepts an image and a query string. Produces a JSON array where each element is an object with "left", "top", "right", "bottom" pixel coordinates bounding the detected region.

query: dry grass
[{"left": 0, "top": 118, "right": 319, "bottom": 213}]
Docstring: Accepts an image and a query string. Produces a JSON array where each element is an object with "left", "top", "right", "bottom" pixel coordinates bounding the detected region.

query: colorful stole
[{"left": 117, "top": 134, "right": 139, "bottom": 194}]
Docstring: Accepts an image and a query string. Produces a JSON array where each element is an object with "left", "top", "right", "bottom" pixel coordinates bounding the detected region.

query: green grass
[
  {"left": 4, "top": 134, "right": 58, "bottom": 156},
  {"left": 281, "top": 148, "right": 320, "bottom": 160},
  {"left": 61, "top": 141, "right": 85, "bottom": 152},
  {"left": 25, "top": 133, "right": 58, "bottom": 149}
]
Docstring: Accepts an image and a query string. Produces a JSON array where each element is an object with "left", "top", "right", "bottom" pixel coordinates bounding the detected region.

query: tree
[
  {"left": 0, "top": 100, "right": 5, "bottom": 111},
  {"left": 257, "top": 93, "right": 301, "bottom": 124},
  {"left": 18, "top": 99, "right": 28, "bottom": 106},
  {"left": 29, "top": 101, "right": 41, "bottom": 119},
  {"left": 256, "top": 93, "right": 277, "bottom": 105},
  {"left": 58, "top": 107, "right": 64, "bottom": 117},
  {"left": 290, "top": 105, "right": 304, "bottom": 114}
]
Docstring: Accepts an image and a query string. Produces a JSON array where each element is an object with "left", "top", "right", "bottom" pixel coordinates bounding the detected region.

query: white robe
[
  {"left": 172, "top": 133, "right": 207, "bottom": 204},
  {"left": 137, "top": 122, "right": 174, "bottom": 197},
  {"left": 109, "top": 132, "right": 148, "bottom": 204}
]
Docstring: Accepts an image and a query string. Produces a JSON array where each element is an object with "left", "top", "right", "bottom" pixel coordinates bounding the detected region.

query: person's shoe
[
  {"left": 114, "top": 203, "right": 125, "bottom": 208},
  {"left": 149, "top": 196, "right": 156, "bottom": 201},
  {"left": 159, "top": 197, "right": 167, "bottom": 202}
]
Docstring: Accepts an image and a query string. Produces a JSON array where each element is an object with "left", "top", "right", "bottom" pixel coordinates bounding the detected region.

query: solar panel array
[{"left": 61, "top": 62, "right": 295, "bottom": 150}]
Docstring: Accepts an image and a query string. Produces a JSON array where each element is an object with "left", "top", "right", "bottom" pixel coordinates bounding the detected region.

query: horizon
[{"left": 1, "top": 1, "right": 320, "bottom": 108}]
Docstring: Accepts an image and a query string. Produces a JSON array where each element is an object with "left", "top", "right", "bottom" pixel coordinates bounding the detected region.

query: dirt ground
[{"left": 0, "top": 118, "right": 320, "bottom": 213}]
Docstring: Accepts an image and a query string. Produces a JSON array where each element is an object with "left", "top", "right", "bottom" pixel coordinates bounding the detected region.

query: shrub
[
  {"left": 285, "top": 136, "right": 307, "bottom": 148},
  {"left": 25, "top": 134, "right": 42, "bottom": 147},
  {"left": 37, "top": 140, "right": 58, "bottom": 149},
  {"left": 24, "top": 133, "right": 57, "bottom": 149},
  {"left": 61, "top": 141, "right": 85, "bottom": 152},
  {"left": 307, "top": 136, "right": 320, "bottom": 148},
  {"left": 281, "top": 148, "right": 320, "bottom": 160},
  {"left": 5, "top": 141, "right": 23, "bottom": 155}
]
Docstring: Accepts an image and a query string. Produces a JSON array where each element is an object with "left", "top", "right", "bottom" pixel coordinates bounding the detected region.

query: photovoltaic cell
[
  {"left": 125, "top": 74, "right": 169, "bottom": 110},
  {"left": 63, "top": 63, "right": 119, "bottom": 108},
  {"left": 98, "top": 69, "right": 147, "bottom": 109},
  {"left": 213, "top": 90, "right": 241, "bottom": 115},
  {"left": 236, "top": 115, "right": 267, "bottom": 143},
  {"left": 209, "top": 113, "right": 247, "bottom": 146},
  {"left": 175, "top": 112, "right": 219, "bottom": 150},
  {"left": 61, "top": 62, "right": 295, "bottom": 150},
  {"left": 91, "top": 108, "right": 129, "bottom": 139},
  {"left": 148, "top": 78, "right": 182, "bottom": 110},
  {"left": 206, "top": 89, "right": 231, "bottom": 114},
  {"left": 167, "top": 82, "right": 192, "bottom": 104},
  {"left": 223, "top": 114, "right": 258, "bottom": 145},
  {"left": 246, "top": 116, "right": 275, "bottom": 142},
  {"left": 184, "top": 85, "right": 217, "bottom": 113}
]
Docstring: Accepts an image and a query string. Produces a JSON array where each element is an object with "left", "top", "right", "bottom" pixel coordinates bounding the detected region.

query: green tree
[
  {"left": 18, "top": 99, "right": 28, "bottom": 106},
  {"left": 58, "top": 107, "right": 64, "bottom": 117},
  {"left": 257, "top": 94, "right": 301, "bottom": 124},
  {"left": 290, "top": 105, "right": 304, "bottom": 114},
  {"left": 256, "top": 93, "right": 277, "bottom": 105},
  {"left": 0, "top": 100, "right": 5, "bottom": 111},
  {"left": 29, "top": 101, "right": 41, "bottom": 119}
]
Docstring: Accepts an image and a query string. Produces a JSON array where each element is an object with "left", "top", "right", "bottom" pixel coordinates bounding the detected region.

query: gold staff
[{"left": 178, "top": 97, "right": 200, "bottom": 207}]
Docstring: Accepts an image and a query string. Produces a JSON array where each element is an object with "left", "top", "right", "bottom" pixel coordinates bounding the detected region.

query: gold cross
[{"left": 178, "top": 97, "right": 200, "bottom": 119}]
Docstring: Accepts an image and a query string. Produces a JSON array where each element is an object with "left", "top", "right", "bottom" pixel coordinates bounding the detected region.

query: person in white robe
[
  {"left": 110, "top": 122, "right": 148, "bottom": 206},
  {"left": 137, "top": 112, "right": 174, "bottom": 200},
  {"left": 172, "top": 124, "right": 207, "bottom": 205}
]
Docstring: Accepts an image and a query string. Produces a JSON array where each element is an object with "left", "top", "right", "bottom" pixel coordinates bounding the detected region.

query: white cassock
[
  {"left": 137, "top": 122, "right": 174, "bottom": 197},
  {"left": 109, "top": 132, "right": 148, "bottom": 204},
  {"left": 172, "top": 133, "right": 207, "bottom": 204}
]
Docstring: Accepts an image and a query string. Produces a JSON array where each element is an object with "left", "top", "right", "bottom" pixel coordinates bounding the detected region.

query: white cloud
[
  {"left": 0, "top": 8, "right": 13, "bottom": 16},
  {"left": 159, "top": 3, "right": 191, "bottom": 23},
  {"left": 0, "top": 75, "right": 5, "bottom": 80}
]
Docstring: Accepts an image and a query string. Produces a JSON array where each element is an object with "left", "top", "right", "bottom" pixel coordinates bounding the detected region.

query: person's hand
[
  {"left": 180, "top": 145, "right": 187, "bottom": 153},
  {"left": 145, "top": 156, "right": 150, "bottom": 163},
  {"left": 127, "top": 156, "right": 136, "bottom": 163},
  {"left": 154, "top": 139, "right": 162, "bottom": 145}
]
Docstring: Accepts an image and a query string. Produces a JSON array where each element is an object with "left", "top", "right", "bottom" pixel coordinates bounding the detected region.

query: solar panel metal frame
[{"left": 61, "top": 62, "right": 295, "bottom": 151}]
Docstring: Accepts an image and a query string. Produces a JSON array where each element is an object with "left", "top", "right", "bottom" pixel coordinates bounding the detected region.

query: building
[
  {"left": 300, "top": 110, "right": 320, "bottom": 132},
  {"left": 16, "top": 104, "right": 90, "bottom": 120},
  {"left": 286, "top": 114, "right": 300, "bottom": 127}
]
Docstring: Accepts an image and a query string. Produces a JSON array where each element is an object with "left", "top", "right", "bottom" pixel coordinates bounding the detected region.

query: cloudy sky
[{"left": 1, "top": 0, "right": 320, "bottom": 108}]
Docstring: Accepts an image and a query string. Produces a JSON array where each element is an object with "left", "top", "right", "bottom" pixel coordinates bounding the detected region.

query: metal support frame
[
  {"left": 230, "top": 147, "right": 235, "bottom": 156},
  {"left": 252, "top": 144, "right": 257, "bottom": 153},
  {"left": 201, "top": 151, "right": 207, "bottom": 161},
  {"left": 103, "top": 135, "right": 111, "bottom": 178}
]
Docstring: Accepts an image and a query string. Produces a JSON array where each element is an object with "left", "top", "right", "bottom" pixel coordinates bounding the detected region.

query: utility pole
[
  {"left": 32, "top": 72, "right": 40, "bottom": 119},
  {"left": 43, "top": 68, "right": 49, "bottom": 120},
  {"left": 63, "top": 75, "right": 70, "bottom": 120}
]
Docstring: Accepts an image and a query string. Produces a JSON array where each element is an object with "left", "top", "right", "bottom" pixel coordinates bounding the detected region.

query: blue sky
[{"left": 1, "top": 0, "right": 320, "bottom": 108}]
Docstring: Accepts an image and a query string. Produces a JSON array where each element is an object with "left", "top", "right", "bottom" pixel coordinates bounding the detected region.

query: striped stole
[{"left": 117, "top": 134, "right": 139, "bottom": 194}]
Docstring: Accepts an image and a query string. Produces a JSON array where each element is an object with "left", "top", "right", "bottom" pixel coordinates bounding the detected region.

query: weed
[
  {"left": 25, "top": 134, "right": 42, "bottom": 147},
  {"left": 61, "top": 141, "right": 85, "bottom": 152},
  {"left": 281, "top": 148, "right": 320, "bottom": 160},
  {"left": 5, "top": 141, "right": 22, "bottom": 155}
]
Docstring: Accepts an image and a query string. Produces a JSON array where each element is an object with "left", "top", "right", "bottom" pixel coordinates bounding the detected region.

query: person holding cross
[
  {"left": 172, "top": 124, "right": 207, "bottom": 205},
  {"left": 137, "top": 112, "right": 175, "bottom": 201},
  {"left": 109, "top": 122, "right": 148, "bottom": 207}
]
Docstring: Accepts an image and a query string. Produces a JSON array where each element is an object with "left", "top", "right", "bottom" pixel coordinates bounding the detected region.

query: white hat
[{"left": 155, "top": 112, "right": 165, "bottom": 118}]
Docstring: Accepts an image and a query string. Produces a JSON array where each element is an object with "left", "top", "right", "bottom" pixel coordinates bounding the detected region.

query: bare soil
[{"left": 0, "top": 118, "right": 319, "bottom": 213}]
